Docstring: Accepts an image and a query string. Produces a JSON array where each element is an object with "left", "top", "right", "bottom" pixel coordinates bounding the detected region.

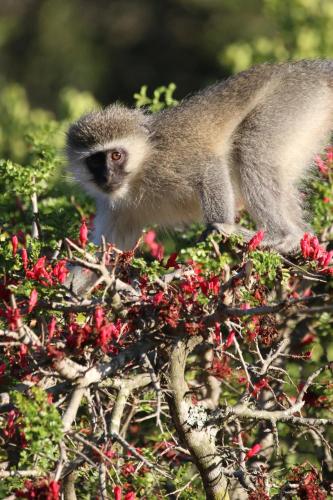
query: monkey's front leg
[
  {"left": 92, "top": 200, "right": 142, "bottom": 250},
  {"left": 199, "top": 162, "right": 253, "bottom": 242}
]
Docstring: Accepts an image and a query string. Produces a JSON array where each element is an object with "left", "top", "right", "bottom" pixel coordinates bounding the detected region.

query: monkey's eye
[{"left": 110, "top": 150, "right": 123, "bottom": 162}]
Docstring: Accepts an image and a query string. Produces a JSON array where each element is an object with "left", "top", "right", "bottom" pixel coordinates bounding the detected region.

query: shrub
[{"left": 0, "top": 82, "right": 332, "bottom": 499}]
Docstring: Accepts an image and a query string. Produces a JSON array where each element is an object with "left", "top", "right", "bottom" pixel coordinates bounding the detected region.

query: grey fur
[{"left": 67, "top": 60, "right": 333, "bottom": 253}]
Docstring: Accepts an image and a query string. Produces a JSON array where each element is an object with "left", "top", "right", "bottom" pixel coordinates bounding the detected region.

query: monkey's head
[{"left": 66, "top": 104, "right": 151, "bottom": 200}]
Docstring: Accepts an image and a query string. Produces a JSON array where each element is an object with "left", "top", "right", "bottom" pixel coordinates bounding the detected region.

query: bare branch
[
  {"left": 0, "top": 470, "right": 41, "bottom": 478},
  {"left": 63, "top": 472, "right": 77, "bottom": 500},
  {"left": 109, "top": 374, "right": 151, "bottom": 434},
  {"left": 62, "top": 388, "right": 86, "bottom": 432},
  {"left": 208, "top": 401, "right": 333, "bottom": 427},
  {"left": 110, "top": 430, "right": 170, "bottom": 478}
]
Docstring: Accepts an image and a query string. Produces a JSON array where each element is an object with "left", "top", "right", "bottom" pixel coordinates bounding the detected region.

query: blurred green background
[
  {"left": 1, "top": 0, "right": 333, "bottom": 242},
  {"left": 1, "top": 0, "right": 333, "bottom": 112}
]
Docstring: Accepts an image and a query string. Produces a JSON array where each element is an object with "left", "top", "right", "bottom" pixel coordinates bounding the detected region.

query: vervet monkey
[{"left": 67, "top": 60, "right": 333, "bottom": 253}]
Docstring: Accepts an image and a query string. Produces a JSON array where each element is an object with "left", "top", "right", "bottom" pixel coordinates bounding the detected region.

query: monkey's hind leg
[
  {"left": 273, "top": 187, "right": 310, "bottom": 253},
  {"left": 233, "top": 83, "right": 333, "bottom": 254},
  {"left": 238, "top": 164, "right": 305, "bottom": 253}
]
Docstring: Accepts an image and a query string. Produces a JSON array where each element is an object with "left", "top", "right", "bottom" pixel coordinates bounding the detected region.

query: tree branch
[{"left": 167, "top": 337, "right": 230, "bottom": 500}]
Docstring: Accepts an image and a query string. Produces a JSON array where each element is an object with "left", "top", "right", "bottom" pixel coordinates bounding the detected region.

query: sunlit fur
[{"left": 67, "top": 60, "right": 333, "bottom": 252}]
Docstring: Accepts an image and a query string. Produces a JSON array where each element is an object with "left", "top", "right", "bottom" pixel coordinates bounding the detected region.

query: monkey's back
[
  {"left": 149, "top": 60, "right": 333, "bottom": 182},
  {"left": 153, "top": 59, "right": 333, "bottom": 137}
]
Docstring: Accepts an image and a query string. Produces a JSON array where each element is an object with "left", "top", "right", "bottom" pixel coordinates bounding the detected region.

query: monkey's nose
[{"left": 106, "top": 167, "right": 115, "bottom": 182}]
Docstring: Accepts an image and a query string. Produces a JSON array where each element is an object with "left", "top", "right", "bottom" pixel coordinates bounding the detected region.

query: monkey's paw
[
  {"left": 199, "top": 223, "right": 255, "bottom": 243},
  {"left": 269, "top": 234, "right": 302, "bottom": 255}
]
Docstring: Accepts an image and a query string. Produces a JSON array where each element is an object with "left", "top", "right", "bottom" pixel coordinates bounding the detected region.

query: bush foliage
[{"left": 0, "top": 82, "right": 332, "bottom": 499}]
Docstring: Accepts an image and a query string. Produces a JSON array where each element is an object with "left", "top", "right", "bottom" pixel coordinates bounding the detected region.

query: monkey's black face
[{"left": 85, "top": 148, "right": 128, "bottom": 193}]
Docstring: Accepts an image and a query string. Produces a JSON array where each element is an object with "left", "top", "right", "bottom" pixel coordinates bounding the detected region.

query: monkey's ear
[
  {"left": 139, "top": 118, "right": 156, "bottom": 139},
  {"left": 140, "top": 123, "right": 152, "bottom": 135}
]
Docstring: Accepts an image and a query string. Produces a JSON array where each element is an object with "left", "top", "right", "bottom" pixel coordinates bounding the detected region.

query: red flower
[
  {"left": 180, "top": 276, "right": 197, "bottom": 295},
  {"left": 19, "top": 344, "right": 28, "bottom": 364},
  {"left": 114, "top": 485, "right": 122, "bottom": 500},
  {"left": 224, "top": 330, "right": 235, "bottom": 350},
  {"left": 96, "top": 321, "right": 123, "bottom": 351},
  {"left": 4, "top": 409, "right": 17, "bottom": 438},
  {"left": 21, "top": 248, "right": 29, "bottom": 269},
  {"left": 67, "top": 322, "right": 92, "bottom": 350},
  {"left": 300, "top": 332, "right": 316, "bottom": 346},
  {"left": 144, "top": 230, "right": 156, "bottom": 246},
  {"left": 164, "top": 303, "right": 180, "bottom": 328},
  {"left": 48, "top": 317, "right": 57, "bottom": 339},
  {"left": 6, "top": 306, "right": 21, "bottom": 330},
  {"left": 79, "top": 219, "right": 88, "bottom": 248},
  {"left": 251, "top": 378, "right": 268, "bottom": 398},
  {"left": 200, "top": 275, "right": 220, "bottom": 296},
  {"left": 300, "top": 233, "right": 333, "bottom": 273},
  {"left": 315, "top": 154, "right": 329, "bottom": 175},
  {"left": 321, "top": 250, "right": 333, "bottom": 267},
  {"left": 144, "top": 230, "right": 164, "bottom": 261},
  {"left": 15, "top": 479, "right": 60, "bottom": 499},
  {"left": 99, "top": 324, "right": 112, "bottom": 350},
  {"left": 47, "top": 345, "right": 65, "bottom": 360},
  {"left": 122, "top": 463, "right": 136, "bottom": 476},
  {"left": 185, "top": 321, "right": 203, "bottom": 335},
  {"left": 28, "top": 289, "right": 38, "bottom": 313},
  {"left": 211, "top": 357, "right": 232, "bottom": 379},
  {"left": 11, "top": 235, "right": 18, "bottom": 256},
  {"left": 248, "top": 230, "right": 264, "bottom": 251},
  {"left": 48, "top": 481, "right": 61, "bottom": 500},
  {"left": 94, "top": 306, "right": 105, "bottom": 329},
  {"left": 214, "top": 322, "right": 221, "bottom": 344},
  {"left": 103, "top": 447, "right": 117, "bottom": 460},
  {"left": 124, "top": 493, "right": 136, "bottom": 500},
  {"left": 300, "top": 233, "right": 311, "bottom": 258},
  {"left": 153, "top": 291, "right": 165, "bottom": 305},
  {"left": 52, "top": 260, "right": 69, "bottom": 284},
  {"left": 165, "top": 252, "right": 179, "bottom": 269},
  {"left": 26, "top": 256, "right": 53, "bottom": 286},
  {"left": 246, "top": 443, "right": 261, "bottom": 459}
]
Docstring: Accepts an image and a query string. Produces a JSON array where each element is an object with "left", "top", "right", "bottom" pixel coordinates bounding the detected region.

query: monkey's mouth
[
  {"left": 98, "top": 181, "right": 123, "bottom": 194},
  {"left": 89, "top": 169, "right": 129, "bottom": 194}
]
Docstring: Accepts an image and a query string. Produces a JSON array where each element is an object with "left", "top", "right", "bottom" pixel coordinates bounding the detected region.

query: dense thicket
[{"left": 1, "top": 1, "right": 333, "bottom": 498}]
